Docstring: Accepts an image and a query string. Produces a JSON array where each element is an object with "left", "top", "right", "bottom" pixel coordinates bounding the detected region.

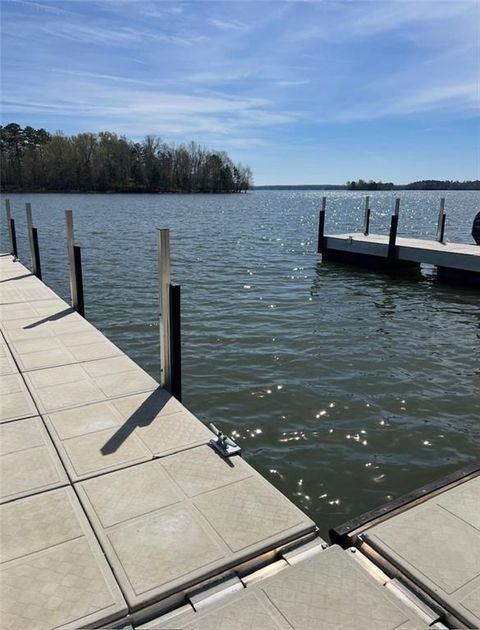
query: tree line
[
  {"left": 404, "top": 179, "right": 480, "bottom": 190},
  {"left": 347, "top": 179, "right": 480, "bottom": 191},
  {"left": 0, "top": 123, "right": 253, "bottom": 193},
  {"left": 346, "top": 180, "right": 395, "bottom": 190}
]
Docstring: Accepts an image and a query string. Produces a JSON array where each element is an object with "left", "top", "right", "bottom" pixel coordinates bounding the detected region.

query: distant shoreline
[
  {"left": 255, "top": 182, "right": 480, "bottom": 191},
  {"left": 0, "top": 190, "right": 249, "bottom": 195},
  {"left": 2, "top": 187, "right": 479, "bottom": 194}
]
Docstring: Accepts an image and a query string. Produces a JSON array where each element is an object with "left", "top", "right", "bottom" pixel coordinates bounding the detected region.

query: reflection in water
[{"left": 1, "top": 189, "right": 479, "bottom": 537}]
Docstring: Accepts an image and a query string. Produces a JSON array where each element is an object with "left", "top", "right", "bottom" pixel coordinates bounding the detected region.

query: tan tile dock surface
[
  {"left": 0, "top": 416, "right": 68, "bottom": 503},
  {"left": 2, "top": 253, "right": 477, "bottom": 629},
  {"left": 44, "top": 390, "right": 213, "bottom": 481},
  {"left": 137, "top": 546, "right": 427, "bottom": 629},
  {"left": 0, "top": 370, "right": 38, "bottom": 423},
  {"left": 76, "top": 446, "right": 313, "bottom": 610},
  {"left": 0, "top": 255, "right": 315, "bottom": 627},
  {"left": 0, "top": 487, "right": 127, "bottom": 629},
  {"left": 363, "top": 475, "right": 480, "bottom": 628}
]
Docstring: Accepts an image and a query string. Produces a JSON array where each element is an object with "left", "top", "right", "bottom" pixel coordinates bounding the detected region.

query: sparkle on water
[{"left": 2, "top": 190, "right": 479, "bottom": 538}]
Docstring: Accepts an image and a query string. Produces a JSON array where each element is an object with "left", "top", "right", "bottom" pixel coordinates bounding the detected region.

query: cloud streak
[{"left": 1, "top": 0, "right": 478, "bottom": 183}]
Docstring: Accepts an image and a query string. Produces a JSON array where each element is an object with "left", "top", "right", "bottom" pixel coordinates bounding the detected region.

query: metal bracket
[{"left": 209, "top": 423, "right": 241, "bottom": 457}]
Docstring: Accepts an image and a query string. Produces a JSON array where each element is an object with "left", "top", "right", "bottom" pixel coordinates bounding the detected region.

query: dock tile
[
  {"left": 76, "top": 449, "right": 315, "bottom": 611},
  {"left": 8, "top": 319, "right": 121, "bottom": 372},
  {"left": 44, "top": 397, "right": 155, "bottom": 482},
  {"left": 0, "top": 298, "right": 68, "bottom": 322},
  {"left": 132, "top": 406, "right": 214, "bottom": 457},
  {"left": 139, "top": 546, "right": 426, "bottom": 630},
  {"left": 0, "top": 488, "right": 83, "bottom": 563},
  {"left": 25, "top": 355, "right": 158, "bottom": 413},
  {"left": 11, "top": 326, "right": 122, "bottom": 371},
  {"left": 43, "top": 395, "right": 155, "bottom": 478},
  {"left": 25, "top": 358, "right": 158, "bottom": 413},
  {"left": 461, "top": 587, "right": 480, "bottom": 622},
  {"left": 56, "top": 426, "right": 152, "bottom": 480},
  {"left": 78, "top": 461, "right": 181, "bottom": 528},
  {"left": 0, "top": 416, "right": 68, "bottom": 503},
  {"left": 58, "top": 331, "right": 123, "bottom": 363},
  {"left": 44, "top": 389, "right": 213, "bottom": 480},
  {"left": 46, "top": 399, "right": 123, "bottom": 441},
  {"left": 0, "top": 280, "right": 59, "bottom": 304},
  {"left": 193, "top": 475, "right": 308, "bottom": 553},
  {"left": 161, "top": 445, "right": 251, "bottom": 497},
  {"left": 117, "top": 390, "right": 214, "bottom": 459},
  {"left": 363, "top": 475, "right": 480, "bottom": 628},
  {"left": 437, "top": 475, "right": 480, "bottom": 531},
  {"left": 0, "top": 414, "right": 45, "bottom": 454},
  {"left": 261, "top": 546, "right": 412, "bottom": 629},
  {"left": 0, "top": 487, "right": 128, "bottom": 630},
  {"left": 0, "top": 372, "right": 37, "bottom": 423},
  {"left": 365, "top": 504, "right": 480, "bottom": 594},
  {"left": 107, "top": 504, "right": 225, "bottom": 597},
  {"left": 26, "top": 368, "right": 106, "bottom": 412},
  {"left": 2, "top": 309, "right": 92, "bottom": 346},
  {"left": 0, "top": 341, "right": 18, "bottom": 376},
  {"left": 110, "top": 389, "right": 184, "bottom": 421},
  {"left": 12, "top": 337, "right": 76, "bottom": 371},
  {"left": 82, "top": 355, "right": 158, "bottom": 399},
  {"left": 138, "top": 590, "right": 290, "bottom": 630}
]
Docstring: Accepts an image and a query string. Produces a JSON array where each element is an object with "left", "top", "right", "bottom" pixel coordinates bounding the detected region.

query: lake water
[{"left": 2, "top": 190, "right": 479, "bottom": 538}]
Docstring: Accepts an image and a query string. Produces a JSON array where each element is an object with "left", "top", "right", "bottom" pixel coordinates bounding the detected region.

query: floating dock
[
  {"left": 317, "top": 198, "right": 480, "bottom": 285},
  {"left": 1, "top": 250, "right": 479, "bottom": 629}
]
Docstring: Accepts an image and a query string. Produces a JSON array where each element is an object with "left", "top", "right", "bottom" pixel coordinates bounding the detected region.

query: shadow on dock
[
  {"left": 100, "top": 388, "right": 170, "bottom": 455},
  {"left": 0, "top": 272, "right": 34, "bottom": 282},
  {"left": 23, "top": 306, "right": 75, "bottom": 329}
]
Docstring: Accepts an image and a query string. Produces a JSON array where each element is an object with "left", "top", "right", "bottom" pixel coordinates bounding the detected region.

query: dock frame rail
[{"left": 329, "top": 462, "right": 480, "bottom": 548}]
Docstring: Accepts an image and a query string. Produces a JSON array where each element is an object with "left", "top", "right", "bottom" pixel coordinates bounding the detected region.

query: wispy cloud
[
  {"left": 1, "top": 0, "right": 478, "bottom": 183},
  {"left": 12, "top": 0, "right": 71, "bottom": 16},
  {"left": 1, "top": 69, "right": 299, "bottom": 140},
  {"left": 274, "top": 79, "right": 310, "bottom": 87},
  {"left": 209, "top": 18, "right": 245, "bottom": 31},
  {"left": 50, "top": 68, "right": 153, "bottom": 86}
]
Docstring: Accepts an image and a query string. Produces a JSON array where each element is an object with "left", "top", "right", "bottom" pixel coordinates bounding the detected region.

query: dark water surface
[{"left": 2, "top": 190, "right": 479, "bottom": 538}]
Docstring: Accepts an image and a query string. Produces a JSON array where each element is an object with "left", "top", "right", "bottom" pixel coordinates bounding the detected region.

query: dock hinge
[
  {"left": 356, "top": 539, "right": 444, "bottom": 627},
  {"left": 187, "top": 575, "right": 244, "bottom": 611}
]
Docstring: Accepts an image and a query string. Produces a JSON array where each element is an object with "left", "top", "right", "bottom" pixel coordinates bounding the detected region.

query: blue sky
[{"left": 1, "top": 0, "right": 479, "bottom": 184}]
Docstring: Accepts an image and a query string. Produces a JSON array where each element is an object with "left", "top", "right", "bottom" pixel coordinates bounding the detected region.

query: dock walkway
[
  {"left": 0, "top": 254, "right": 316, "bottom": 627},
  {"left": 323, "top": 233, "right": 480, "bottom": 274},
  {"left": 1, "top": 252, "right": 478, "bottom": 629}
]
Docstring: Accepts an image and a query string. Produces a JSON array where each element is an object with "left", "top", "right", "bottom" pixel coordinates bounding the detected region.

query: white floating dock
[
  {"left": 316, "top": 197, "right": 480, "bottom": 285},
  {"left": 324, "top": 233, "right": 480, "bottom": 275}
]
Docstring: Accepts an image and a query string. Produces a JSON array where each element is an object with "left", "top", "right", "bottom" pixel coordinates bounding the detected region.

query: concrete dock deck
[
  {"left": 1, "top": 252, "right": 478, "bottom": 629},
  {"left": 323, "top": 234, "right": 480, "bottom": 274}
]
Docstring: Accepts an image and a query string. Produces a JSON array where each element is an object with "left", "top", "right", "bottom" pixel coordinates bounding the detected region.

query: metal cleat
[{"left": 209, "top": 423, "right": 241, "bottom": 457}]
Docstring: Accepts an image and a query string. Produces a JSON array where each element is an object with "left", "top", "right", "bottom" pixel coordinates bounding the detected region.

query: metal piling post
[
  {"left": 65, "top": 210, "right": 85, "bottom": 316},
  {"left": 5, "top": 199, "right": 18, "bottom": 258},
  {"left": 436, "top": 198, "right": 446, "bottom": 243},
  {"left": 169, "top": 283, "right": 182, "bottom": 401},
  {"left": 363, "top": 196, "right": 371, "bottom": 236},
  {"left": 158, "top": 228, "right": 172, "bottom": 393},
  {"left": 26, "top": 203, "right": 42, "bottom": 279},
  {"left": 388, "top": 198, "right": 400, "bottom": 260},
  {"left": 317, "top": 197, "right": 326, "bottom": 254},
  {"left": 157, "top": 228, "right": 182, "bottom": 400}
]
